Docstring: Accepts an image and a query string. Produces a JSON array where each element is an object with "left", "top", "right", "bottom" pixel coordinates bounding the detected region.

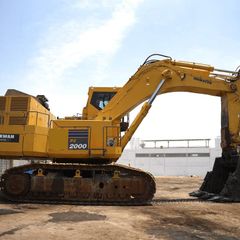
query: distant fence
[{"left": 139, "top": 139, "right": 210, "bottom": 149}]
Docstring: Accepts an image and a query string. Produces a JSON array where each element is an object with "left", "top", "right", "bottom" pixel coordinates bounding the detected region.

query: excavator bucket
[{"left": 190, "top": 154, "right": 240, "bottom": 202}]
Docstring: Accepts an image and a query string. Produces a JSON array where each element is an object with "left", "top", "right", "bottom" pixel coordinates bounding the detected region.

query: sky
[{"left": 0, "top": 0, "right": 240, "bottom": 145}]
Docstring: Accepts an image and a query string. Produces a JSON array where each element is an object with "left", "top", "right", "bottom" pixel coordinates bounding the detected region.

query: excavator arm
[
  {"left": 95, "top": 54, "right": 240, "bottom": 201},
  {"left": 97, "top": 55, "right": 240, "bottom": 151}
]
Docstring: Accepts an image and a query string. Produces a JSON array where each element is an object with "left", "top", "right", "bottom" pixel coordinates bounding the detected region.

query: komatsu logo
[
  {"left": 0, "top": 133, "right": 19, "bottom": 142},
  {"left": 193, "top": 77, "right": 212, "bottom": 84}
]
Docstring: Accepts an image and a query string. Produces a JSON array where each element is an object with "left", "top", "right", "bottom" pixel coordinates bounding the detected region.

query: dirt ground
[{"left": 0, "top": 176, "right": 240, "bottom": 240}]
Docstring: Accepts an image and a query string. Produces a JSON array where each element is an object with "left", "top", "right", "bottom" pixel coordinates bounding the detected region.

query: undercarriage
[{"left": 0, "top": 163, "right": 156, "bottom": 205}]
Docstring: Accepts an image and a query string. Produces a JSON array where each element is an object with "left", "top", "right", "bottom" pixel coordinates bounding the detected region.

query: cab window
[{"left": 90, "top": 92, "right": 116, "bottom": 110}]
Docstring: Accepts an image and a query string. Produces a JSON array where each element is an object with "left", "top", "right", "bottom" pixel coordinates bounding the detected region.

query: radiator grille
[
  {"left": 10, "top": 97, "right": 28, "bottom": 111},
  {"left": 0, "top": 97, "right": 6, "bottom": 111},
  {"left": 9, "top": 116, "right": 27, "bottom": 125}
]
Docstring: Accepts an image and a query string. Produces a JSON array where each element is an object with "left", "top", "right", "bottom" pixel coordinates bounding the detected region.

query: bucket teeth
[
  {"left": 208, "top": 195, "right": 232, "bottom": 203},
  {"left": 198, "top": 192, "right": 215, "bottom": 200},
  {"left": 189, "top": 190, "right": 206, "bottom": 198}
]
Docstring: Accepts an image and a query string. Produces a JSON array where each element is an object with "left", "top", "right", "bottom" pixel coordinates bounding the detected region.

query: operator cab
[
  {"left": 82, "top": 87, "right": 119, "bottom": 120},
  {"left": 82, "top": 87, "right": 129, "bottom": 131}
]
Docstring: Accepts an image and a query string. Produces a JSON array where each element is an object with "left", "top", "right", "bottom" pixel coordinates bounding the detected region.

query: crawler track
[
  {"left": 151, "top": 198, "right": 207, "bottom": 205},
  {"left": 0, "top": 163, "right": 156, "bottom": 206}
]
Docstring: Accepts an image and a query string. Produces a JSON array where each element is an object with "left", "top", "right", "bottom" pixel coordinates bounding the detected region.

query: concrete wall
[
  {"left": 0, "top": 160, "right": 13, "bottom": 176},
  {"left": 119, "top": 138, "right": 222, "bottom": 177},
  {"left": 0, "top": 160, "right": 29, "bottom": 176}
]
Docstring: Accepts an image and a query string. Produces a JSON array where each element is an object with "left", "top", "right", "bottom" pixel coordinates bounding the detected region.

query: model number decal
[
  {"left": 68, "top": 129, "right": 88, "bottom": 150},
  {"left": 69, "top": 143, "right": 88, "bottom": 150}
]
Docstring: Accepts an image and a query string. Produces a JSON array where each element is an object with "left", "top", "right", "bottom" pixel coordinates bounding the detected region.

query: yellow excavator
[{"left": 0, "top": 54, "right": 240, "bottom": 204}]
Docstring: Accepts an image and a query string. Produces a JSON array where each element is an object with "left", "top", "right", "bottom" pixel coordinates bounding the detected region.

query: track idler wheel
[{"left": 2, "top": 173, "right": 30, "bottom": 197}]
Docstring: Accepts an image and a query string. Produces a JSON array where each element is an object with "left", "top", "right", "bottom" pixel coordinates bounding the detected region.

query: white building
[
  {"left": 0, "top": 160, "right": 29, "bottom": 176},
  {"left": 0, "top": 138, "right": 222, "bottom": 177},
  {"left": 0, "top": 160, "right": 13, "bottom": 176},
  {"left": 119, "top": 138, "right": 222, "bottom": 176}
]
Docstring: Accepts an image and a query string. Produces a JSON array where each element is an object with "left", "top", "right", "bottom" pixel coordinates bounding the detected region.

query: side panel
[
  {"left": 0, "top": 126, "right": 49, "bottom": 157},
  {"left": 23, "top": 126, "right": 49, "bottom": 157},
  {"left": 48, "top": 120, "right": 122, "bottom": 160},
  {"left": 0, "top": 126, "right": 24, "bottom": 157},
  {"left": 0, "top": 94, "right": 53, "bottom": 158}
]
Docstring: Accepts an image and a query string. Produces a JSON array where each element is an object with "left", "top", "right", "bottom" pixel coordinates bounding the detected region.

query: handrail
[
  {"left": 142, "top": 53, "right": 172, "bottom": 65},
  {"left": 140, "top": 138, "right": 210, "bottom": 149}
]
